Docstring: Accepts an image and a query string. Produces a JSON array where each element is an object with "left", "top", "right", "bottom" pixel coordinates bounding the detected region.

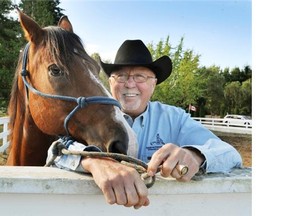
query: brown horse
[{"left": 6, "top": 9, "right": 137, "bottom": 166}]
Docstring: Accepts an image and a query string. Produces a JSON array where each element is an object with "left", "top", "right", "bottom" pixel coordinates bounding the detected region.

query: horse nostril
[{"left": 108, "top": 140, "right": 128, "bottom": 154}]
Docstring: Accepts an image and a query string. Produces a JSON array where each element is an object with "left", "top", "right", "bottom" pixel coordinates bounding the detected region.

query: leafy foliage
[
  {"left": 0, "top": 0, "right": 23, "bottom": 110},
  {"left": 0, "top": 0, "right": 64, "bottom": 113},
  {"left": 224, "top": 79, "right": 252, "bottom": 115},
  {"left": 149, "top": 36, "right": 200, "bottom": 109},
  {"left": 0, "top": 3, "right": 252, "bottom": 117},
  {"left": 193, "top": 66, "right": 226, "bottom": 116},
  {"left": 148, "top": 36, "right": 252, "bottom": 117},
  {"left": 19, "top": 0, "right": 64, "bottom": 26}
]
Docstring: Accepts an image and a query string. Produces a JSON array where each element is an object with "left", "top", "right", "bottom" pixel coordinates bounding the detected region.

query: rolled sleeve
[
  {"left": 47, "top": 140, "right": 101, "bottom": 173},
  {"left": 189, "top": 138, "right": 243, "bottom": 173}
]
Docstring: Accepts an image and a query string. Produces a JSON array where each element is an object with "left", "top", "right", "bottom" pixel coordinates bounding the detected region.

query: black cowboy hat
[{"left": 100, "top": 40, "right": 172, "bottom": 85}]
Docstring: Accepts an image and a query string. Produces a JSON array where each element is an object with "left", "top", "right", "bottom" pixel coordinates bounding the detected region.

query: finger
[
  {"left": 102, "top": 185, "right": 117, "bottom": 205},
  {"left": 147, "top": 148, "right": 170, "bottom": 176},
  {"left": 160, "top": 160, "right": 178, "bottom": 177},
  {"left": 134, "top": 185, "right": 150, "bottom": 209},
  {"left": 134, "top": 197, "right": 150, "bottom": 209},
  {"left": 131, "top": 181, "right": 149, "bottom": 208},
  {"left": 112, "top": 184, "right": 128, "bottom": 206},
  {"left": 124, "top": 184, "right": 139, "bottom": 207},
  {"left": 170, "top": 166, "right": 182, "bottom": 179}
]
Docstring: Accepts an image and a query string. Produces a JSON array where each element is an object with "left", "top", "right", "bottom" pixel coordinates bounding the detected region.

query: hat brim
[{"left": 100, "top": 56, "right": 172, "bottom": 85}]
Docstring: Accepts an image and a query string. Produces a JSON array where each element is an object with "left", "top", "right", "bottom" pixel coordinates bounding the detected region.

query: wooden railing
[
  {"left": 0, "top": 116, "right": 9, "bottom": 152},
  {"left": 193, "top": 117, "right": 252, "bottom": 134}
]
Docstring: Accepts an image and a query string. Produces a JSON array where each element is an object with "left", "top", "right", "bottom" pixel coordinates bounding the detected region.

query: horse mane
[
  {"left": 8, "top": 25, "right": 101, "bottom": 142},
  {"left": 8, "top": 52, "right": 25, "bottom": 139}
]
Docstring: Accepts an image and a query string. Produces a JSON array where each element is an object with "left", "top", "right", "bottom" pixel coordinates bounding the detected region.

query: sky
[{"left": 58, "top": 0, "right": 251, "bottom": 69}]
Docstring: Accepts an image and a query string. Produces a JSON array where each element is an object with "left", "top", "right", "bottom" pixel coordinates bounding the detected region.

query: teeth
[{"left": 124, "top": 93, "right": 138, "bottom": 97}]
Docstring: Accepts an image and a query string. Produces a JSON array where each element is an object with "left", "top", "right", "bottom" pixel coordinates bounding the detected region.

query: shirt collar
[{"left": 125, "top": 102, "right": 151, "bottom": 128}]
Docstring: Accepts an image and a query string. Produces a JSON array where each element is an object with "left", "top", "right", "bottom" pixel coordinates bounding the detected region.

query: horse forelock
[{"left": 43, "top": 26, "right": 100, "bottom": 76}]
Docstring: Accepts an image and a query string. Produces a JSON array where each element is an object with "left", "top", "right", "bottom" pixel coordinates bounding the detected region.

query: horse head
[{"left": 6, "top": 9, "right": 137, "bottom": 165}]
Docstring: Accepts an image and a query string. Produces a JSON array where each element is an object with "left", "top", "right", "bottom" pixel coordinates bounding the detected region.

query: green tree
[
  {"left": 19, "top": 0, "right": 64, "bottom": 26},
  {"left": 220, "top": 65, "right": 252, "bottom": 116},
  {"left": 239, "top": 78, "right": 252, "bottom": 115},
  {"left": 224, "top": 81, "right": 242, "bottom": 114},
  {"left": 0, "top": 0, "right": 23, "bottom": 111},
  {"left": 0, "top": 0, "right": 65, "bottom": 112},
  {"left": 243, "top": 65, "right": 252, "bottom": 81},
  {"left": 149, "top": 36, "right": 200, "bottom": 109},
  {"left": 91, "top": 52, "right": 110, "bottom": 90},
  {"left": 221, "top": 65, "right": 252, "bottom": 84},
  {"left": 192, "top": 66, "right": 225, "bottom": 116}
]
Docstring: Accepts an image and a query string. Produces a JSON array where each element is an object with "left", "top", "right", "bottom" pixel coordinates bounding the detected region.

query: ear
[
  {"left": 58, "top": 15, "right": 73, "bottom": 32},
  {"left": 17, "top": 8, "right": 45, "bottom": 44},
  {"left": 150, "top": 78, "right": 157, "bottom": 93}
]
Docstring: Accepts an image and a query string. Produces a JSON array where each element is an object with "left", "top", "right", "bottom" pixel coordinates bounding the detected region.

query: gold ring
[{"left": 176, "top": 164, "right": 189, "bottom": 176}]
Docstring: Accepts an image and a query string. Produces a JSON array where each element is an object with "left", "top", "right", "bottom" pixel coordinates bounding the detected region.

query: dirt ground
[
  {"left": 218, "top": 134, "right": 252, "bottom": 167},
  {"left": 0, "top": 134, "right": 252, "bottom": 167},
  {"left": 0, "top": 151, "right": 7, "bottom": 165}
]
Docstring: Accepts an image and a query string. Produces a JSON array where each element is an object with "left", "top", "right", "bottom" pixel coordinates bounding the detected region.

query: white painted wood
[{"left": 0, "top": 166, "right": 252, "bottom": 216}]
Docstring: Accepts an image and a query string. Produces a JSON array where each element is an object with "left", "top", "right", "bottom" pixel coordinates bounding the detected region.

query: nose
[
  {"left": 124, "top": 76, "right": 136, "bottom": 88},
  {"left": 108, "top": 140, "right": 128, "bottom": 154}
]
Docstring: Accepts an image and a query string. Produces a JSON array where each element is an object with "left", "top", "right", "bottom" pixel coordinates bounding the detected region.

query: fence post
[{"left": 0, "top": 117, "right": 10, "bottom": 153}]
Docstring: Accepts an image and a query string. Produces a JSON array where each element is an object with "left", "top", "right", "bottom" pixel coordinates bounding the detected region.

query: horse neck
[
  {"left": 7, "top": 112, "right": 55, "bottom": 166},
  {"left": 6, "top": 76, "right": 56, "bottom": 166}
]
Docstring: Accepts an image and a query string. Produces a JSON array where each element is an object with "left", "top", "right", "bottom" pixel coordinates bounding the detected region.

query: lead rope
[{"left": 45, "top": 139, "right": 157, "bottom": 188}]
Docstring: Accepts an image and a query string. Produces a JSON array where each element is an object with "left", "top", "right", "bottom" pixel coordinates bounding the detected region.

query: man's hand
[
  {"left": 81, "top": 157, "right": 150, "bottom": 209},
  {"left": 147, "top": 143, "right": 205, "bottom": 181}
]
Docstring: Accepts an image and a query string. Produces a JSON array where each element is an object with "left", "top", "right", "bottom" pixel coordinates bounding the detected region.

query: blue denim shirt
[
  {"left": 49, "top": 101, "right": 242, "bottom": 173},
  {"left": 131, "top": 101, "right": 242, "bottom": 172}
]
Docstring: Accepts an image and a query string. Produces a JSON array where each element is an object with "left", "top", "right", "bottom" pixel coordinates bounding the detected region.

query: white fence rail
[
  {"left": 193, "top": 117, "right": 252, "bottom": 135},
  {"left": 0, "top": 116, "right": 252, "bottom": 153},
  {"left": 0, "top": 116, "right": 10, "bottom": 153}
]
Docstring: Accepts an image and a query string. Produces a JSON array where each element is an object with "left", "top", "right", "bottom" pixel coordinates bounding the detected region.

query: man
[{"left": 50, "top": 39, "right": 242, "bottom": 209}]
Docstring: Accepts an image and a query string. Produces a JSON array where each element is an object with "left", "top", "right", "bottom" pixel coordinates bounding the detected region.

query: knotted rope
[{"left": 45, "top": 139, "right": 156, "bottom": 188}]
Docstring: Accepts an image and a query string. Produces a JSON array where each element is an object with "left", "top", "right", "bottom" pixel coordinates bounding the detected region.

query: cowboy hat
[{"left": 100, "top": 39, "right": 172, "bottom": 84}]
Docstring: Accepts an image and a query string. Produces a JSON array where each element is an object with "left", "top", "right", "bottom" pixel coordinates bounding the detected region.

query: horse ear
[
  {"left": 58, "top": 15, "right": 74, "bottom": 33},
  {"left": 17, "top": 8, "right": 44, "bottom": 45}
]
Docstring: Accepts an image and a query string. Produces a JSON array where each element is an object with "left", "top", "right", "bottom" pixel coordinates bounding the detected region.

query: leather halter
[{"left": 21, "top": 43, "right": 121, "bottom": 136}]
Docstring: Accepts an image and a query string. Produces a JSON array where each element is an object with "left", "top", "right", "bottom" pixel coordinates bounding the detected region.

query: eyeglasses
[{"left": 111, "top": 74, "right": 156, "bottom": 83}]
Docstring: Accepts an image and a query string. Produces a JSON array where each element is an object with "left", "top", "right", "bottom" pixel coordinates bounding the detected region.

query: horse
[{"left": 6, "top": 9, "right": 137, "bottom": 166}]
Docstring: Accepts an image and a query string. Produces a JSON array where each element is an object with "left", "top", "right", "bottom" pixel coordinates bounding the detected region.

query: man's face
[{"left": 109, "top": 66, "right": 157, "bottom": 118}]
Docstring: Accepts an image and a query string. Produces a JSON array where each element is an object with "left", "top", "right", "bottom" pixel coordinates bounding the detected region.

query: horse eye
[{"left": 48, "top": 64, "right": 63, "bottom": 76}]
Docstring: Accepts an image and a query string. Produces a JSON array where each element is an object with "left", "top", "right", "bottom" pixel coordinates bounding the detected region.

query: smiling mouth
[{"left": 123, "top": 93, "right": 139, "bottom": 97}]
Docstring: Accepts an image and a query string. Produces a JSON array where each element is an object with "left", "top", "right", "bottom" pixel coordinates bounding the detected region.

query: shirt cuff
[
  {"left": 182, "top": 145, "right": 207, "bottom": 174},
  {"left": 48, "top": 140, "right": 101, "bottom": 173}
]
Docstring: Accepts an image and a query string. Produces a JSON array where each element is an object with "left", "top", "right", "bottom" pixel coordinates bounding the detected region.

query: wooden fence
[{"left": 0, "top": 116, "right": 252, "bottom": 153}]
